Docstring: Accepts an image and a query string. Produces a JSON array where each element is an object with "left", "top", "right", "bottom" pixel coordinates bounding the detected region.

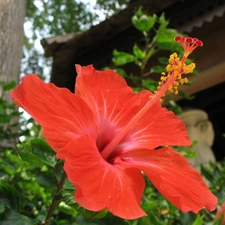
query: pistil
[{"left": 101, "top": 36, "right": 203, "bottom": 161}]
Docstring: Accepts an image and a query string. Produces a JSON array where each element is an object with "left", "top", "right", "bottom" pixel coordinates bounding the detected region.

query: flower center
[{"left": 101, "top": 36, "right": 203, "bottom": 161}]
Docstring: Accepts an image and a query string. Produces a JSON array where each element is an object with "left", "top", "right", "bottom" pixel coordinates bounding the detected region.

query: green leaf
[
  {"left": 0, "top": 207, "right": 32, "bottom": 225},
  {"left": 133, "top": 44, "right": 145, "bottom": 60},
  {"left": 76, "top": 205, "right": 108, "bottom": 220},
  {"left": 2, "top": 80, "right": 17, "bottom": 91},
  {"left": 114, "top": 68, "right": 128, "bottom": 78},
  {"left": 101, "top": 213, "right": 130, "bottom": 225},
  {"left": 142, "top": 79, "right": 158, "bottom": 92},
  {"left": 166, "top": 100, "right": 183, "bottom": 115},
  {"left": 112, "top": 50, "right": 136, "bottom": 66},
  {"left": 192, "top": 214, "right": 203, "bottom": 225},
  {"left": 146, "top": 211, "right": 164, "bottom": 225},
  {"left": 157, "top": 13, "right": 169, "bottom": 33},
  {"left": 131, "top": 8, "right": 157, "bottom": 32},
  {"left": 62, "top": 190, "right": 76, "bottom": 207},
  {"left": 0, "top": 182, "right": 21, "bottom": 212},
  {"left": 0, "top": 202, "right": 6, "bottom": 214},
  {"left": 19, "top": 138, "right": 56, "bottom": 167},
  {"left": 36, "top": 172, "right": 57, "bottom": 189},
  {"left": 75, "top": 214, "right": 102, "bottom": 225},
  {"left": 157, "top": 28, "right": 179, "bottom": 43},
  {"left": 201, "top": 165, "right": 214, "bottom": 182}
]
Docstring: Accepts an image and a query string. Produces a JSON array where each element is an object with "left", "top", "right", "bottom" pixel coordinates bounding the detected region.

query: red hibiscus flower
[{"left": 10, "top": 37, "right": 217, "bottom": 220}]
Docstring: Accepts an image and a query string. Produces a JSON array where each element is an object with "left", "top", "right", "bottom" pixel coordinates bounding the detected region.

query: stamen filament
[{"left": 101, "top": 75, "right": 175, "bottom": 160}]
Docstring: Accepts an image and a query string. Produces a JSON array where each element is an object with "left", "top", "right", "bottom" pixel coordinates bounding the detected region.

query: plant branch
[{"left": 40, "top": 171, "right": 67, "bottom": 225}]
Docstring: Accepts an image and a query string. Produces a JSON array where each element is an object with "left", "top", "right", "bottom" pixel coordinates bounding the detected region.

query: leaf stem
[{"left": 40, "top": 171, "right": 67, "bottom": 225}]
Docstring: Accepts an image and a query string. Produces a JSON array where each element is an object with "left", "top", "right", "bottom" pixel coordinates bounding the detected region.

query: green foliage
[
  {"left": 2, "top": 80, "right": 17, "bottom": 91},
  {"left": 192, "top": 215, "right": 203, "bottom": 225},
  {"left": 112, "top": 8, "right": 193, "bottom": 111},
  {"left": 0, "top": 207, "right": 32, "bottom": 225},
  {"left": 24, "top": 0, "right": 131, "bottom": 80},
  {"left": 19, "top": 138, "right": 57, "bottom": 167},
  {"left": 132, "top": 8, "right": 157, "bottom": 32},
  {"left": 26, "top": 0, "right": 96, "bottom": 37},
  {"left": 112, "top": 50, "right": 137, "bottom": 66},
  {"left": 112, "top": 10, "right": 184, "bottom": 93},
  {"left": 0, "top": 182, "right": 21, "bottom": 212}
]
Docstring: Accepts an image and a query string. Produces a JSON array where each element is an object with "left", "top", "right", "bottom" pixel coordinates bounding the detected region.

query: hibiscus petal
[
  {"left": 120, "top": 147, "right": 217, "bottom": 213},
  {"left": 75, "top": 65, "right": 143, "bottom": 151},
  {"left": 57, "top": 135, "right": 147, "bottom": 220},
  {"left": 115, "top": 90, "right": 191, "bottom": 155},
  {"left": 10, "top": 75, "right": 97, "bottom": 151},
  {"left": 75, "top": 65, "right": 190, "bottom": 153}
]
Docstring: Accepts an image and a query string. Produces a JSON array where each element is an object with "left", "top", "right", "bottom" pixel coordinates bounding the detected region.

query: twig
[{"left": 40, "top": 171, "right": 67, "bottom": 225}]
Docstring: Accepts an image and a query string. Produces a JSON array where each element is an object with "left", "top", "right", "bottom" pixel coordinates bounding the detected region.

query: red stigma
[{"left": 174, "top": 36, "right": 203, "bottom": 58}]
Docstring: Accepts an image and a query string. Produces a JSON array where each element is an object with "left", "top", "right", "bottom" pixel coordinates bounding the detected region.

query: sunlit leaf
[
  {"left": 114, "top": 68, "right": 128, "bottom": 78},
  {"left": 192, "top": 214, "right": 203, "bottom": 225},
  {"left": 133, "top": 44, "right": 146, "bottom": 60},
  {"left": 2, "top": 80, "right": 17, "bottom": 91},
  {"left": 112, "top": 50, "right": 136, "bottom": 66},
  {"left": 19, "top": 138, "right": 56, "bottom": 167},
  {"left": 131, "top": 8, "right": 157, "bottom": 32}
]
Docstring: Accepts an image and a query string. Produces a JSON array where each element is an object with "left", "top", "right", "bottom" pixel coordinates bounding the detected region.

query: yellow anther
[
  {"left": 160, "top": 76, "right": 167, "bottom": 81},
  {"left": 168, "top": 85, "right": 173, "bottom": 92},
  {"left": 166, "top": 65, "right": 172, "bottom": 72},
  {"left": 180, "top": 79, "right": 184, "bottom": 84},
  {"left": 168, "top": 52, "right": 179, "bottom": 64},
  {"left": 183, "top": 63, "right": 195, "bottom": 74},
  {"left": 155, "top": 50, "right": 196, "bottom": 99},
  {"left": 184, "top": 77, "right": 188, "bottom": 83}
]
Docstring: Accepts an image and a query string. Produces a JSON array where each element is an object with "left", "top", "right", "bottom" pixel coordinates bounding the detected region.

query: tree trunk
[
  {"left": 0, "top": 0, "right": 26, "bottom": 148},
  {"left": 0, "top": 0, "right": 26, "bottom": 101}
]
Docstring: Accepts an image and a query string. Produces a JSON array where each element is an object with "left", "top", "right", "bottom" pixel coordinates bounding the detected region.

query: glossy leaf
[
  {"left": 112, "top": 50, "right": 136, "bottom": 66},
  {"left": 133, "top": 44, "right": 146, "bottom": 60},
  {"left": 114, "top": 68, "right": 128, "bottom": 78},
  {"left": 192, "top": 214, "right": 203, "bottom": 225},
  {"left": 19, "top": 138, "right": 56, "bottom": 167},
  {"left": 131, "top": 8, "right": 157, "bottom": 32},
  {"left": 36, "top": 172, "right": 57, "bottom": 189},
  {"left": 0, "top": 182, "right": 21, "bottom": 212},
  {"left": 0, "top": 207, "right": 32, "bottom": 225}
]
